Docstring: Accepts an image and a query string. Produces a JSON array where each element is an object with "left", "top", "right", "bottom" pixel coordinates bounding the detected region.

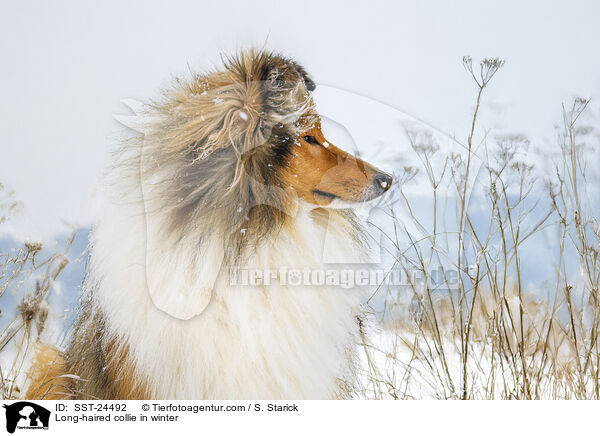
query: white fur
[{"left": 85, "top": 170, "right": 367, "bottom": 399}]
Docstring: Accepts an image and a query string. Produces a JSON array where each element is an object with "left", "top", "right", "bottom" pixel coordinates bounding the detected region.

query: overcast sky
[{"left": 1, "top": 0, "right": 599, "bottom": 241}]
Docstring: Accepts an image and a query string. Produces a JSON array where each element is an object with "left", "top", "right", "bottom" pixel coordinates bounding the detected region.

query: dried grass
[{"left": 356, "top": 58, "right": 600, "bottom": 399}]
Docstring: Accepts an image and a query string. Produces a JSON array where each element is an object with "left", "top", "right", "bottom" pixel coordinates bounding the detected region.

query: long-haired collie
[{"left": 26, "top": 50, "right": 392, "bottom": 400}]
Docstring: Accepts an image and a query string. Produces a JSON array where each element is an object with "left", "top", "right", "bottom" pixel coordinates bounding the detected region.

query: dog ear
[
  {"left": 264, "top": 58, "right": 316, "bottom": 92},
  {"left": 292, "top": 63, "right": 316, "bottom": 92}
]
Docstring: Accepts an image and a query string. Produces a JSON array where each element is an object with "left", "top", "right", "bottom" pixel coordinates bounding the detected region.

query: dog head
[
  {"left": 143, "top": 50, "right": 392, "bottom": 216},
  {"left": 138, "top": 49, "right": 394, "bottom": 255},
  {"left": 282, "top": 119, "right": 392, "bottom": 207},
  {"left": 241, "top": 52, "right": 393, "bottom": 208}
]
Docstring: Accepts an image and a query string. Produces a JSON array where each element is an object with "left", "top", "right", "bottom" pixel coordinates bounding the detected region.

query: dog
[{"left": 26, "top": 50, "right": 392, "bottom": 399}]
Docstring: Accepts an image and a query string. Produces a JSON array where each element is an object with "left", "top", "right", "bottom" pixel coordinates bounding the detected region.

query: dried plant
[
  {"left": 357, "top": 57, "right": 600, "bottom": 399},
  {"left": 0, "top": 198, "right": 76, "bottom": 400}
]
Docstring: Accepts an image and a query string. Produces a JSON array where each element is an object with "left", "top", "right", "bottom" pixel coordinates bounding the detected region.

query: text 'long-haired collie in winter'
[{"left": 26, "top": 50, "right": 393, "bottom": 400}]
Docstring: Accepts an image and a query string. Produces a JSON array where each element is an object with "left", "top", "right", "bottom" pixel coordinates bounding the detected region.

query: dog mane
[{"left": 112, "top": 50, "right": 363, "bottom": 263}]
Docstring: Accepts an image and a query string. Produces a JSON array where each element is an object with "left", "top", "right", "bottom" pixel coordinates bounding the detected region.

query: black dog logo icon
[{"left": 3, "top": 402, "right": 50, "bottom": 433}]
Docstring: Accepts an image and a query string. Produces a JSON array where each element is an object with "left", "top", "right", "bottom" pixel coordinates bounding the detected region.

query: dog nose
[{"left": 373, "top": 173, "right": 393, "bottom": 194}]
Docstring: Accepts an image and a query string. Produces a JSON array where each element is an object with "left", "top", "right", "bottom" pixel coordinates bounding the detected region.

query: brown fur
[
  {"left": 100, "top": 339, "right": 152, "bottom": 400},
  {"left": 283, "top": 121, "right": 386, "bottom": 205},
  {"left": 26, "top": 309, "right": 152, "bottom": 400},
  {"left": 25, "top": 343, "right": 73, "bottom": 400}
]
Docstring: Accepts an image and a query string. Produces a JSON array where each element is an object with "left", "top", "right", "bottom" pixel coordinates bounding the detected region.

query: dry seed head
[
  {"left": 18, "top": 294, "right": 39, "bottom": 325},
  {"left": 24, "top": 241, "right": 43, "bottom": 254}
]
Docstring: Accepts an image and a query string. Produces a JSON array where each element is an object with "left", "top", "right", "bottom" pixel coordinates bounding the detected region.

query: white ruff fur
[{"left": 86, "top": 172, "right": 368, "bottom": 399}]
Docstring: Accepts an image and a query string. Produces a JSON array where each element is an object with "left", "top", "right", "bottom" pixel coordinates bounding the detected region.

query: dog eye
[{"left": 302, "top": 135, "right": 320, "bottom": 145}]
